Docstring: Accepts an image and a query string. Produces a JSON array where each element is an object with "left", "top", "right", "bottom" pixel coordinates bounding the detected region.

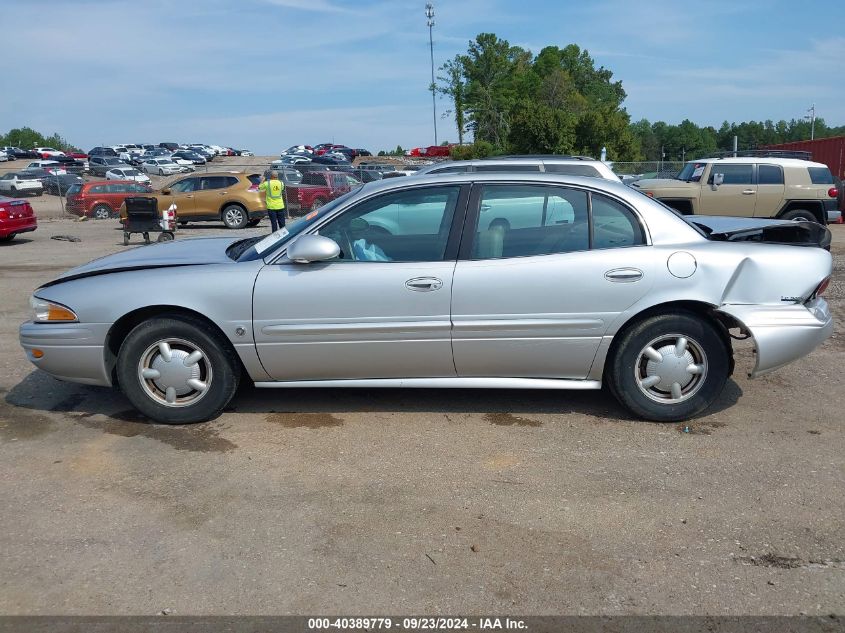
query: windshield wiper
[{"left": 226, "top": 236, "right": 263, "bottom": 260}]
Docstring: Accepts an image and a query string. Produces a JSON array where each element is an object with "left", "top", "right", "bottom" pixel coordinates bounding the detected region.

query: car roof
[{"left": 687, "top": 157, "right": 828, "bottom": 168}]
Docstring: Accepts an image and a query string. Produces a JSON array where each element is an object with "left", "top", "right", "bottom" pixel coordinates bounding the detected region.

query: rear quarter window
[
  {"left": 545, "top": 164, "right": 601, "bottom": 178},
  {"left": 474, "top": 164, "right": 541, "bottom": 172},
  {"left": 808, "top": 167, "right": 834, "bottom": 185}
]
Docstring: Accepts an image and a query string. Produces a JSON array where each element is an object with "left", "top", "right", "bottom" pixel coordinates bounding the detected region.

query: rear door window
[
  {"left": 200, "top": 176, "right": 229, "bottom": 190},
  {"left": 757, "top": 164, "right": 784, "bottom": 185}
]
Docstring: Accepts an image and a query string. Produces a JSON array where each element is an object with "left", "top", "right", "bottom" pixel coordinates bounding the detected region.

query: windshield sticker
[
  {"left": 253, "top": 227, "right": 289, "bottom": 255},
  {"left": 691, "top": 165, "right": 705, "bottom": 179}
]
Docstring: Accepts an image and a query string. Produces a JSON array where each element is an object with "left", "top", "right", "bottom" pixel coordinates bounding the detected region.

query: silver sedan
[{"left": 20, "top": 173, "right": 834, "bottom": 424}]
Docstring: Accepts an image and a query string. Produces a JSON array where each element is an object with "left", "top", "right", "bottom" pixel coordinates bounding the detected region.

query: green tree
[{"left": 437, "top": 56, "right": 467, "bottom": 145}]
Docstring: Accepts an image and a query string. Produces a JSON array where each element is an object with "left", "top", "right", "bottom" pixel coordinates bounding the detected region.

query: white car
[
  {"left": 0, "top": 172, "right": 44, "bottom": 195},
  {"left": 240, "top": 150, "right": 254, "bottom": 157},
  {"left": 209, "top": 145, "right": 227, "bottom": 155},
  {"left": 105, "top": 167, "right": 151, "bottom": 184},
  {"left": 141, "top": 158, "right": 183, "bottom": 176},
  {"left": 0, "top": 150, "right": 7, "bottom": 162},
  {"left": 169, "top": 157, "right": 196, "bottom": 172},
  {"left": 26, "top": 160, "right": 66, "bottom": 175},
  {"left": 33, "top": 147, "right": 65, "bottom": 158}
]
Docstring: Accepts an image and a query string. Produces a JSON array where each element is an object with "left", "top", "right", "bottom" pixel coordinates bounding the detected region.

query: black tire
[
  {"left": 179, "top": 220, "right": 189, "bottom": 227},
  {"left": 0, "top": 234, "right": 15, "bottom": 242},
  {"left": 221, "top": 204, "right": 248, "bottom": 229},
  {"left": 123, "top": 233, "right": 129, "bottom": 246},
  {"left": 159, "top": 168, "right": 164, "bottom": 176},
  {"left": 781, "top": 209, "right": 818, "bottom": 223},
  {"left": 92, "top": 204, "right": 112, "bottom": 220},
  {"left": 116, "top": 316, "right": 240, "bottom": 424},
  {"left": 607, "top": 312, "right": 730, "bottom": 422},
  {"left": 311, "top": 198, "right": 325, "bottom": 211},
  {"left": 246, "top": 218, "right": 260, "bottom": 227}
]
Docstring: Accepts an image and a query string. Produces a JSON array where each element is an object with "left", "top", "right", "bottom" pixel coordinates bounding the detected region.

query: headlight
[{"left": 30, "top": 295, "right": 78, "bottom": 322}]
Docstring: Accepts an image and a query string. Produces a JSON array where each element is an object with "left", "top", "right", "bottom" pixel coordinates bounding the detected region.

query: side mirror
[
  {"left": 161, "top": 188, "right": 171, "bottom": 195},
  {"left": 711, "top": 173, "right": 724, "bottom": 188},
  {"left": 287, "top": 235, "right": 340, "bottom": 264}
]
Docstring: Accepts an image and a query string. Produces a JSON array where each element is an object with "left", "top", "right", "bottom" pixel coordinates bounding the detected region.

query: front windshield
[
  {"left": 227, "top": 186, "right": 363, "bottom": 262},
  {"left": 676, "top": 162, "right": 706, "bottom": 182}
]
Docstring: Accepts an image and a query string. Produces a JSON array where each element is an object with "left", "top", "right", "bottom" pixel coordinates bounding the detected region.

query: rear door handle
[
  {"left": 742, "top": 189, "right": 755, "bottom": 195},
  {"left": 604, "top": 268, "right": 643, "bottom": 282},
  {"left": 405, "top": 277, "right": 443, "bottom": 291}
]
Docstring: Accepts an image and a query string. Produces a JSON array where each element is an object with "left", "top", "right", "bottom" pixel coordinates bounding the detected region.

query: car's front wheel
[
  {"left": 222, "top": 204, "right": 248, "bottom": 229},
  {"left": 116, "top": 316, "right": 240, "bottom": 424},
  {"left": 607, "top": 312, "right": 729, "bottom": 422}
]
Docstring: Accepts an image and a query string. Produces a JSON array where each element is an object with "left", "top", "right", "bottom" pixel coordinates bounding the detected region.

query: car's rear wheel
[
  {"left": 781, "top": 209, "right": 818, "bottom": 223},
  {"left": 311, "top": 198, "right": 325, "bottom": 211},
  {"left": 246, "top": 218, "right": 260, "bottom": 227},
  {"left": 116, "top": 316, "right": 240, "bottom": 424},
  {"left": 222, "top": 204, "right": 248, "bottom": 229},
  {"left": 92, "top": 204, "right": 112, "bottom": 220},
  {"left": 607, "top": 312, "right": 729, "bottom": 422}
]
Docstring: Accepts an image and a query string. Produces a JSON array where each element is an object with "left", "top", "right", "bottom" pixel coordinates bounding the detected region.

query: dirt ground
[{"left": 0, "top": 187, "right": 843, "bottom": 615}]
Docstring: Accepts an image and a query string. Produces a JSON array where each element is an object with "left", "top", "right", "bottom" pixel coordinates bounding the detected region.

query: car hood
[
  {"left": 632, "top": 178, "right": 697, "bottom": 191},
  {"left": 42, "top": 236, "right": 239, "bottom": 288}
]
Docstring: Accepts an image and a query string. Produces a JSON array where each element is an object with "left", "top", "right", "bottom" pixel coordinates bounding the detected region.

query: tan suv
[
  {"left": 632, "top": 157, "right": 838, "bottom": 224},
  {"left": 119, "top": 172, "right": 266, "bottom": 229}
]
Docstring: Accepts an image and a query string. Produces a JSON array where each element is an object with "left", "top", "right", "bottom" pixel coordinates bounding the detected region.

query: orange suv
[{"left": 119, "top": 172, "right": 266, "bottom": 229}]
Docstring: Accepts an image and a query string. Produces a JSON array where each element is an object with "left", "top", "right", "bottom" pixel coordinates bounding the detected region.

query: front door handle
[
  {"left": 742, "top": 189, "right": 755, "bottom": 195},
  {"left": 604, "top": 268, "right": 643, "bottom": 283},
  {"left": 405, "top": 277, "right": 443, "bottom": 292}
]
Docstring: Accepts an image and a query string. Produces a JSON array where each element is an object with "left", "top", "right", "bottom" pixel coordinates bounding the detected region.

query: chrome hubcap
[
  {"left": 137, "top": 338, "right": 212, "bottom": 408},
  {"left": 225, "top": 209, "right": 243, "bottom": 226},
  {"left": 95, "top": 208, "right": 110, "bottom": 219},
  {"left": 635, "top": 334, "right": 707, "bottom": 404}
]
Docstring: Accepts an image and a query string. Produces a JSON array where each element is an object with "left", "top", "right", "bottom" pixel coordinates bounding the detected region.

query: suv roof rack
[
  {"left": 704, "top": 150, "right": 813, "bottom": 161},
  {"left": 485, "top": 154, "right": 597, "bottom": 161}
]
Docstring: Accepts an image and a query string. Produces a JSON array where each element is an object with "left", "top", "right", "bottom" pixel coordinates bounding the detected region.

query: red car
[
  {"left": 67, "top": 152, "right": 88, "bottom": 160},
  {"left": 0, "top": 196, "right": 37, "bottom": 242},
  {"left": 65, "top": 180, "right": 153, "bottom": 220},
  {"left": 314, "top": 143, "right": 349, "bottom": 156}
]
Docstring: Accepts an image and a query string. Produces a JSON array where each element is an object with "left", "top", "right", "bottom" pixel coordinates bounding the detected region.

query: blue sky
[{"left": 3, "top": 0, "right": 843, "bottom": 155}]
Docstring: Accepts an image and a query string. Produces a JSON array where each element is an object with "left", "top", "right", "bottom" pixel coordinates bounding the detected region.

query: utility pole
[
  {"left": 425, "top": 3, "right": 437, "bottom": 146},
  {"left": 806, "top": 103, "right": 816, "bottom": 140}
]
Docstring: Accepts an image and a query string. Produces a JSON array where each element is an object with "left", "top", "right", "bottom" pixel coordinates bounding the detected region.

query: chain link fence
[{"left": 609, "top": 161, "right": 686, "bottom": 181}]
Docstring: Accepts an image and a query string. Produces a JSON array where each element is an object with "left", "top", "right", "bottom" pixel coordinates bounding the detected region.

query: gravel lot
[{"left": 0, "top": 185, "right": 843, "bottom": 615}]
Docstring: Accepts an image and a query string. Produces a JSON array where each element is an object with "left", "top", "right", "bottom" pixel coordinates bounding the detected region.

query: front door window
[{"left": 317, "top": 185, "right": 461, "bottom": 262}]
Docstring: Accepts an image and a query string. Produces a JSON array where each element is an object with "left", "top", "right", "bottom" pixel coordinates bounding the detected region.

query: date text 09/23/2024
[{"left": 307, "top": 617, "right": 527, "bottom": 630}]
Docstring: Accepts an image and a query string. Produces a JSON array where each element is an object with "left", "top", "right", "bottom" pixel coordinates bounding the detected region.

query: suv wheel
[
  {"left": 92, "top": 204, "right": 112, "bottom": 220},
  {"left": 781, "top": 209, "right": 818, "bottom": 223},
  {"left": 222, "top": 205, "right": 248, "bottom": 229}
]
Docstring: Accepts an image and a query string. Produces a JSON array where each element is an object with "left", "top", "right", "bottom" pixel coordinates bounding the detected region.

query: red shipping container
[{"left": 762, "top": 136, "right": 845, "bottom": 180}]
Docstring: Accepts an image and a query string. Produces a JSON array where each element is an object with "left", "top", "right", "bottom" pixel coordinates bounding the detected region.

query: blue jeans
[{"left": 268, "top": 209, "right": 285, "bottom": 232}]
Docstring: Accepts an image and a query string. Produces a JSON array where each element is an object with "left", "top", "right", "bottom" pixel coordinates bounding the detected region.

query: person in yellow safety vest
[{"left": 258, "top": 171, "right": 286, "bottom": 232}]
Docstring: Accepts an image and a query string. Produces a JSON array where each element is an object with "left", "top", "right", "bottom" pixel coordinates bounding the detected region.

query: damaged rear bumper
[{"left": 717, "top": 298, "right": 833, "bottom": 378}]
